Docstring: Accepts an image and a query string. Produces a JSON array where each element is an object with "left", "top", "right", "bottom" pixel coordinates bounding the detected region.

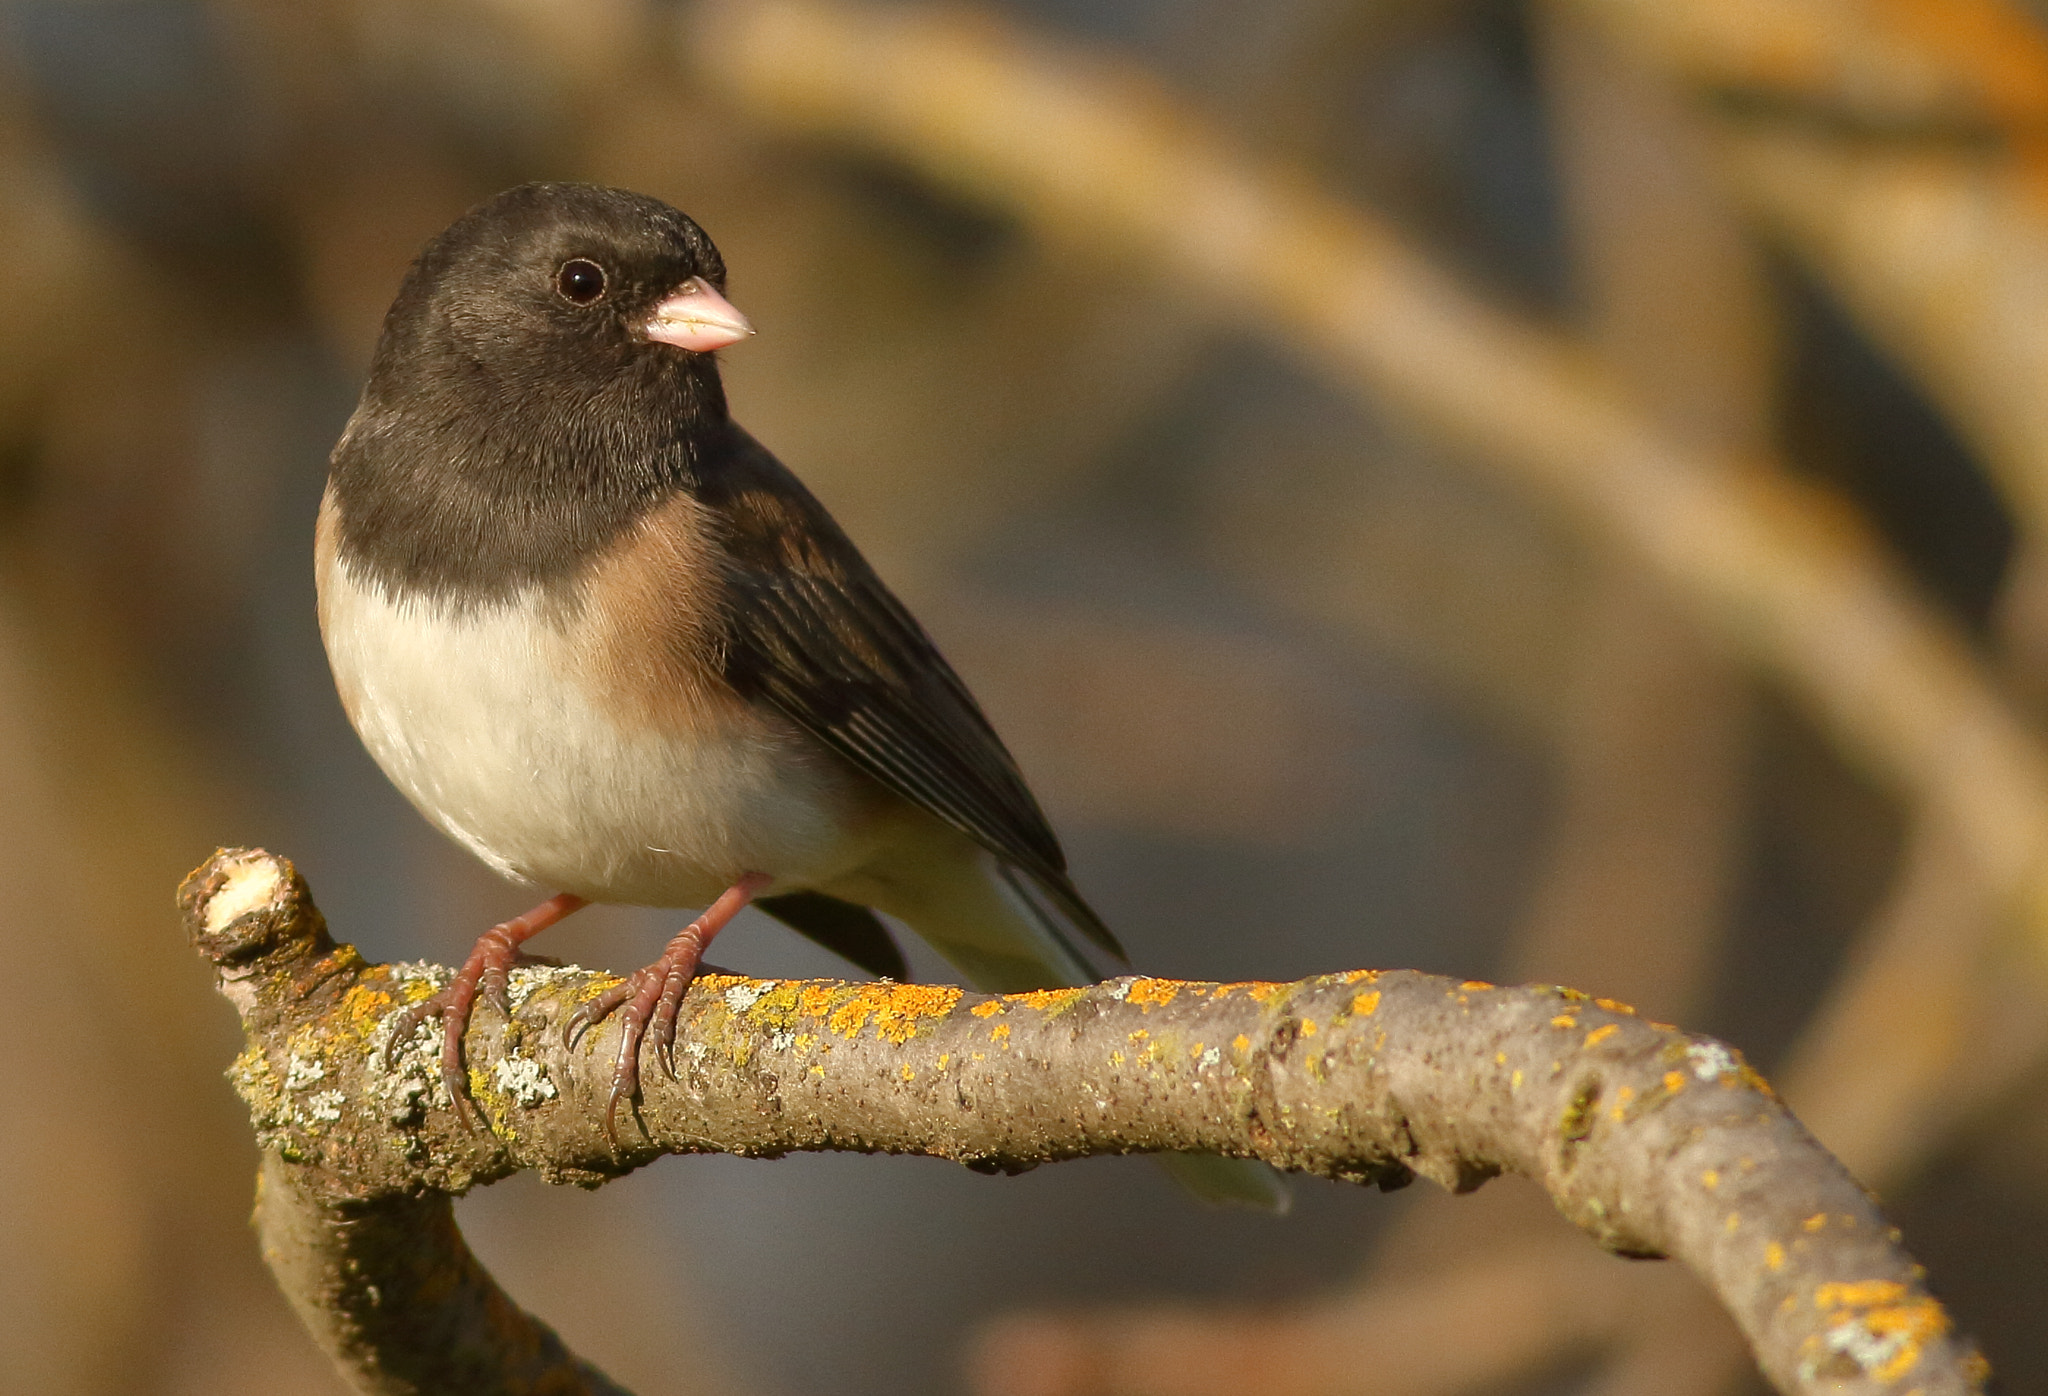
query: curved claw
[
  {"left": 651, "top": 972, "right": 689, "bottom": 1080},
  {"left": 379, "top": 985, "right": 481, "bottom": 1133},
  {"left": 561, "top": 875, "right": 768, "bottom": 1136},
  {"left": 603, "top": 1013, "right": 649, "bottom": 1149},
  {"left": 442, "top": 1038, "right": 478, "bottom": 1133},
  {"left": 378, "top": 892, "right": 588, "bottom": 1130},
  {"left": 381, "top": 998, "right": 434, "bottom": 1070},
  {"left": 563, "top": 979, "right": 635, "bottom": 1051},
  {"left": 480, "top": 965, "right": 513, "bottom": 1020}
]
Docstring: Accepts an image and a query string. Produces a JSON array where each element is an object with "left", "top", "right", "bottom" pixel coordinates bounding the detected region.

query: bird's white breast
[{"left": 317, "top": 552, "right": 871, "bottom": 908}]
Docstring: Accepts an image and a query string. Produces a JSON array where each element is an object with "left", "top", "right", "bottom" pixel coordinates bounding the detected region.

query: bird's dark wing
[
  {"left": 755, "top": 891, "right": 911, "bottom": 980},
  {"left": 697, "top": 427, "right": 1123, "bottom": 961}
]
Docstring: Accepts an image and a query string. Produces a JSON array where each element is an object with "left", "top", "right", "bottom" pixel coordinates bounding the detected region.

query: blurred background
[{"left": 4, "top": 0, "right": 2047, "bottom": 1393}]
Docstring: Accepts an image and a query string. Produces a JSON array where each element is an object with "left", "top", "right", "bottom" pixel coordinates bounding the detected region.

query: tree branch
[{"left": 184, "top": 848, "right": 1982, "bottom": 1395}]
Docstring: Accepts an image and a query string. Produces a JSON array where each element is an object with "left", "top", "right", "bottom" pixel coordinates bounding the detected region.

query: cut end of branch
[{"left": 181, "top": 847, "right": 332, "bottom": 973}]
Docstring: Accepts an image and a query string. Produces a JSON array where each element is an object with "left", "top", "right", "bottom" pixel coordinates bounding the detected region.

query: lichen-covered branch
[
  {"left": 251, "top": 1151, "right": 631, "bottom": 1396},
  {"left": 185, "top": 848, "right": 1982, "bottom": 1396}
]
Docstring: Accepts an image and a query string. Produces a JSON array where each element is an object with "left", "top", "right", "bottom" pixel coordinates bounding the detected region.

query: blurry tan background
[{"left": 3, "top": 0, "right": 2047, "bottom": 1393}]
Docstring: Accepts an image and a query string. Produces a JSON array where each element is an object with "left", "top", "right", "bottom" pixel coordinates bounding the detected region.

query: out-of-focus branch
[
  {"left": 188, "top": 847, "right": 1979, "bottom": 1396},
  {"left": 689, "top": 2, "right": 2048, "bottom": 979},
  {"left": 1719, "top": 129, "right": 2048, "bottom": 535},
  {"left": 1506, "top": 0, "right": 1765, "bottom": 1024},
  {"left": 967, "top": 13, "right": 1783, "bottom": 1393},
  {"left": 679, "top": 20, "right": 2040, "bottom": 1394},
  {"left": 1523, "top": 9, "right": 2048, "bottom": 1391},
  {"left": 971, "top": 1240, "right": 1634, "bottom": 1396},
  {"left": 1562, "top": 0, "right": 2048, "bottom": 139},
  {"left": 1566, "top": 0, "right": 2048, "bottom": 552}
]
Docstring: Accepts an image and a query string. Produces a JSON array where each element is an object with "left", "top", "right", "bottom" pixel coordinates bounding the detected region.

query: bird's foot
[
  {"left": 384, "top": 892, "right": 587, "bottom": 1129},
  {"left": 562, "top": 874, "right": 769, "bottom": 1145}
]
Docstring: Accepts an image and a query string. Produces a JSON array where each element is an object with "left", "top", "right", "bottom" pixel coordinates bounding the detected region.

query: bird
[{"left": 317, "top": 181, "right": 1284, "bottom": 1210}]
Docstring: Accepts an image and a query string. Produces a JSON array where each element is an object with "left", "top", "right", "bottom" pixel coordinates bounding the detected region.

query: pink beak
[{"left": 642, "top": 276, "right": 754, "bottom": 352}]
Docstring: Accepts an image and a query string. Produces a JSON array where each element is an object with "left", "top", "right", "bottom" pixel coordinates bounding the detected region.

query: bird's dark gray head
[
  {"left": 368, "top": 182, "right": 743, "bottom": 409},
  {"left": 330, "top": 183, "right": 753, "bottom": 601}
]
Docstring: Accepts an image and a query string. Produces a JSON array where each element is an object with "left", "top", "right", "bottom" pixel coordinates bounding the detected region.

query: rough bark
[{"left": 183, "top": 847, "right": 1984, "bottom": 1396}]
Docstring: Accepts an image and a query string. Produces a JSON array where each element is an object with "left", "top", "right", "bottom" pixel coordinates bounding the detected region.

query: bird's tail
[{"left": 871, "top": 844, "right": 1291, "bottom": 1213}]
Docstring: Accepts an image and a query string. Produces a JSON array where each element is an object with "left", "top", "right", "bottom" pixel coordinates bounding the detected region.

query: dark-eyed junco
[{"left": 318, "top": 182, "right": 1283, "bottom": 1209}]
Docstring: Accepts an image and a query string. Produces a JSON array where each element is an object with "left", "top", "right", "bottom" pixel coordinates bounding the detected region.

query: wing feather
[{"left": 697, "top": 428, "right": 1123, "bottom": 962}]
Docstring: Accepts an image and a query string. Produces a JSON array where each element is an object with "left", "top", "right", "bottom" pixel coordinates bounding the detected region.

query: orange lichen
[
  {"left": 1214, "top": 981, "right": 1287, "bottom": 1003},
  {"left": 1701, "top": 1169, "right": 1720, "bottom": 1191},
  {"left": 1593, "top": 997, "right": 1637, "bottom": 1015},
  {"left": 1342, "top": 970, "right": 1379, "bottom": 984},
  {"left": 823, "top": 983, "right": 962, "bottom": 1042},
  {"left": 970, "top": 1001, "right": 1004, "bottom": 1018},
  {"left": 1351, "top": 990, "right": 1381, "bottom": 1017},
  {"left": 1584, "top": 1024, "right": 1618, "bottom": 1048},
  {"left": 1007, "top": 987, "right": 1087, "bottom": 1014},
  {"left": 1817, "top": 1280, "right": 1907, "bottom": 1308},
  {"left": 1460, "top": 980, "right": 1494, "bottom": 991},
  {"left": 1606, "top": 1069, "right": 1686, "bottom": 1123},
  {"left": 1804, "top": 1213, "right": 1829, "bottom": 1233},
  {"left": 1813, "top": 1279, "right": 1954, "bottom": 1382},
  {"left": 1766, "top": 1241, "right": 1786, "bottom": 1271},
  {"left": 989, "top": 1023, "right": 1011, "bottom": 1043},
  {"left": 1550, "top": 1014, "right": 1578, "bottom": 1029},
  {"left": 1125, "top": 978, "right": 1182, "bottom": 1007},
  {"left": 1232, "top": 1034, "right": 1251, "bottom": 1054},
  {"left": 1607, "top": 1085, "right": 1636, "bottom": 1122},
  {"left": 338, "top": 981, "right": 397, "bottom": 1037},
  {"left": 1298, "top": 1018, "right": 1318, "bottom": 1037}
]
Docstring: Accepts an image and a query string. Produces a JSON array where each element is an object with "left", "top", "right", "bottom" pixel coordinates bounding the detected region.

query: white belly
[{"left": 319, "top": 560, "right": 869, "bottom": 907}]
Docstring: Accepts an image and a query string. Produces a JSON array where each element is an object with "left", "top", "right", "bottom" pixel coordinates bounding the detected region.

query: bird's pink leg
[
  {"left": 387, "top": 892, "right": 587, "bottom": 1128},
  {"left": 563, "top": 873, "right": 771, "bottom": 1143}
]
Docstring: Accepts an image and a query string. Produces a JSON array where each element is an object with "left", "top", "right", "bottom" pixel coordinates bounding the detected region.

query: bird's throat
[{"left": 328, "top": 355, "right": 731, "bottom": 606}]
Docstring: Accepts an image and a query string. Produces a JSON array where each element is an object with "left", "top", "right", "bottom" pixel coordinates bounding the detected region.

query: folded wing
[{"left": 700, "top": 427, "right": 1124, "bottom": 966}]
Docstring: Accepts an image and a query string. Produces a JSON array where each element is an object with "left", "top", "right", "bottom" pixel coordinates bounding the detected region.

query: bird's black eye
[{"left": 555, "top": 259, "right": 607, "bottom": 305}]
